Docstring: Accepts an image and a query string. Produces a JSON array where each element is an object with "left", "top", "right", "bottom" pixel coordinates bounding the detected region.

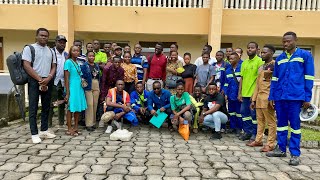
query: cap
[
  {"left": 114, "top": 46, "right": 122, "bottom": 51},
  {"left": 55, "top": 35, "right": 67, "bottom": 42}
]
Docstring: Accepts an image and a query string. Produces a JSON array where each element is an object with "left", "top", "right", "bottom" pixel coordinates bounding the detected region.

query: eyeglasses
[{"left": 153, "top": 87, "right": 160, "bottom": 90}]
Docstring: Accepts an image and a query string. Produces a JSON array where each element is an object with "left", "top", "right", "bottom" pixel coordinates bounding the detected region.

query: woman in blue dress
[{"left": 64, "top": 46, "right": 87, "bottom": 136}]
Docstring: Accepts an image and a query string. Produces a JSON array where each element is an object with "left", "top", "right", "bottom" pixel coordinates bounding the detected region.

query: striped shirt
[{"left": 131, "top": 54, "right": 149, "bottom": 81}]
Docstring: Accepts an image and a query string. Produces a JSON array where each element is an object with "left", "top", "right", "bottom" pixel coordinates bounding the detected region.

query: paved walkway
[{"left": 0, "top": 120, "right": 320, "bottom": 180}]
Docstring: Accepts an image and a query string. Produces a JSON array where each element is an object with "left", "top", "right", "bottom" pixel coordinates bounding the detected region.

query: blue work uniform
[
  {"left": 223, "top": 60, "right": 243, "bottom": 131},
  {"left": 269, "top": 48, "right": 314, "bottom": 156}
]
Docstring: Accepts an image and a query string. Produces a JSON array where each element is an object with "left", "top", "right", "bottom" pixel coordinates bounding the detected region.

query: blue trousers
[
  {"left": 240, "top": 97, "right": 257, "bottom": 135},
  {"left": 228, "top": 100, "right": 243, "bottom": 130},
  {"left": 275, "top": 100, "right": 302, "bottom": 156}
]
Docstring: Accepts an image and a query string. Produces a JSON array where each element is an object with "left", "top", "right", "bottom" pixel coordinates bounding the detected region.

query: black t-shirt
[
  {"left": 203, "top": 93, "right": 228, "bottom": 115},
  {"left": 89, "top": 64, "right": 99, "bottom": 79},
  {"left": 181, "top": 64, "right": 197, "bottom": 78}
]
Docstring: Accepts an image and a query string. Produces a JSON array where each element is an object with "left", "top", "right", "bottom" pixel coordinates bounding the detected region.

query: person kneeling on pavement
[
  {"left": 147, "top": 81, "right": 173, "bottom": 130},
  {"left": 130, "top": 81, "right": 151, "bottom": 124},
  {"left": 103, "top": 80, "right": 139, "bottom": 134},
  {"left": 170, "top": 80, "right": 193, "bottom": 130},
  {"left": 199, "top": 82, "right": 229, "bottom": 139}
]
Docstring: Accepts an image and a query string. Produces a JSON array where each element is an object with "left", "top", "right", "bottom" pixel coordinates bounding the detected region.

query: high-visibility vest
[{"left": 109, "top": 87, "right": 129, "bottom": 104}]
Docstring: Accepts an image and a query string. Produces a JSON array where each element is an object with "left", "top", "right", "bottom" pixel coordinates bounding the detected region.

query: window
[
  {"left": 273, "top": 45, "right": 313, "bottom": 58},
  {"left": 139, "top": 41, "right": 176, "bottom": 57},
  {"left": 99, "top": 40, "right": 129, "bottom": 51}
]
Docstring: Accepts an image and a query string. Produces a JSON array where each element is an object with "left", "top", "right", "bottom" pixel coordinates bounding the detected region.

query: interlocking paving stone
[
  {"left": 2, "top": 171, "right": 29, "bottom": 180},
  {"left": 1, "top": 122, "right": 320, "bottom": 179},
  {"left": 197, "top": 168, "right": 217, "bottom": 179},
  {"left": 233, "top": 170, "right": 255, "bottom": 179},
  {"left": 107, "top": 164, "right": 129, "bottom": 174},
  {"left": 69, "top": 164, "right": 91, "bottom": 173},
  {"left": 127, "top": 166, "right": 147, "bottom": 176},
  {"left": 145, "top": 166, "right": 165, "bottom": 175},
  {"left": 162, "top": 167, "right": 182, "bottom": 177},
  {"left": 32, "top": 163, "right": 55, "bottom": 172},
  {"left": 85, "top": 174, "right": 107, "bottom": 180},
  {"left": 91, "top": 164, "right": 111, "bottom": 174},
  {"left": 20, "top": 172, "right": 45, "bottom": 180},
  {"left": 15, "top": 163, "right": 40, "bottom": 172},
  {"left": 54, "top": 164, "right": 75, "bottom": 173},
  {"left": 180, "top": 167, "right": 200, "bottom": 177},
  {"left": 63, "top": 173, "right": 86, "bottom": 180},
  {"left": 0, "top": 162, "right": 19, "bottom": 171},
  {"left": 217, "top": 169, "right": 239, "bottom": 179}
]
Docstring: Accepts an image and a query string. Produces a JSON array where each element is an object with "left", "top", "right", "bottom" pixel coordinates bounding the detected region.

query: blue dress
[{"left": 64, "top": 59, "right": 87, "bottom": 112}]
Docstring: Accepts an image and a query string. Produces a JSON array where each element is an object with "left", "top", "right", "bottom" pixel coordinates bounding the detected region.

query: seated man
[
  {"left": 190, "top": 84, "right": 207, "bottom": 133},
  {"left": 147, "top": 81, "right": 173, "bottom": 131},
  {"left": 199, "top": 82, "right": 229, "bottom": 139},
  {"left": 104, "top": 80, "right": 138, "bottom": 134},
  {"left": 130, "top": 81, "right": 151, "bottom": 124}
]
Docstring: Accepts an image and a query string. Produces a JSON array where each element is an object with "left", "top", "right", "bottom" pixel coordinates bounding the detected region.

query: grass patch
[{"left": 302, "top": 128, "right": 320, "bottom": 141}]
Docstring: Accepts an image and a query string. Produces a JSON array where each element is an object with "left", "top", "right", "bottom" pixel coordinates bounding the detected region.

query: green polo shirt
[
  {"left": 170, "top": 92, "right": 191, "bottom": 111},
  {"left": 94, "top": 51, "right": 107, "bottom": 63},
  {"left": 240, "top": 55, "right": 264, "bottom": 97}
]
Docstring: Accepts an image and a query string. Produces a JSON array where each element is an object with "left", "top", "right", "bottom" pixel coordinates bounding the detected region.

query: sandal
[
  {"left": 65, "top": 130, "right": 73, "bottom": 136},
  {"left": 74, "top": 130, "right": 82, "bottom": 135}
]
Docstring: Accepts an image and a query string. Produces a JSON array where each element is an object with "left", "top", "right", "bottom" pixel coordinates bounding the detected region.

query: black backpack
[{"left": 6, "top": 45, "right": 35, "bottom": 85}]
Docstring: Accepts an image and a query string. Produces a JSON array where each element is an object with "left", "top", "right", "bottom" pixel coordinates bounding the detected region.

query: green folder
[{"left": 149, "top": 109, "right": 168, "bottom": 128}]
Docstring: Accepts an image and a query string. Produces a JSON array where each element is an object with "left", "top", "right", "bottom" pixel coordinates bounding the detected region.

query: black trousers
[{"left": 28, "top": 77, "right": 53, "bottom": 135}]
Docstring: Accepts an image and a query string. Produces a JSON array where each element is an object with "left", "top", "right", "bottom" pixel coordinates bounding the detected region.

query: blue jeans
[
  {"left": 203, "top": 111, "right": 228, "bottom": 132},
  {"left": 240, "top": 97, "right": 257, "bottom": 135}
]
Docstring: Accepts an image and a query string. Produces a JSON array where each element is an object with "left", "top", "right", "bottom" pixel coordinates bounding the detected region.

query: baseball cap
[
  {"left": 114, "top": 46, "right": 122, "bottom": 51},
  {"left": 55, "top": 35, "right": 67, "bottom": 42}
]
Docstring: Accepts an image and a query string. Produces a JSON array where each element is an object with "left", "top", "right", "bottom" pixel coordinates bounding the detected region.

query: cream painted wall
[{"left": 0, "top": 30, "right": 58, "bottom": 71}]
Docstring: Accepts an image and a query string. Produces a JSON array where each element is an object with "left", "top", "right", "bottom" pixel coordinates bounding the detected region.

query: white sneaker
[
  {"left": 99, "top": 120, "right": 105, "bottom": 128},
  {"left": 31, "top": 135, "right": 42, "bottom": 144},
  {"left": 39, "top": 131, "right": 56, "bottom": 139},
  {"left": 113, "top": 120, "right": 122, "bottom": 129},
  {"left": 105, "top": 126, "right": 113, "bottom": 134}
]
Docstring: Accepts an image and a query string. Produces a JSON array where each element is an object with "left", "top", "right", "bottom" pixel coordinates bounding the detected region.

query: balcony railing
[
  {"left": 76, "top": 0, "right": 210, "bottom": 8},
  {"left": 224, "top": 0, "right": 320, "bottom": 11},
  {"left": 0, "top": 0, "right": 57, "bottom": 4}
]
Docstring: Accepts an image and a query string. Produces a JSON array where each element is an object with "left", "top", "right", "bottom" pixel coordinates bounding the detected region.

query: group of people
[{"left": 22, "top": 28, "right": 314, "bottom": 167}]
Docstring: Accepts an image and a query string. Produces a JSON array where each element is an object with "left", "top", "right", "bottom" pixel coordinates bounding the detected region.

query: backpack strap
[{"left": 26, "top": 45, "right": 35, "bottom": 66}]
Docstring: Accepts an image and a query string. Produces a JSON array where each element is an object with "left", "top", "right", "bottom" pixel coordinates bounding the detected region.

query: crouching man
[
  {"left": 103, "top": 80, "right": 138, "bottom": 134},
  {"left": 130, "top": 81, "right": 151, "bottom": 124}
]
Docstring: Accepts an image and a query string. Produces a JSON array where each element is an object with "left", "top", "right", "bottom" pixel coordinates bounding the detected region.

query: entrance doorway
[{"left": 0, "top": 37, "right": 3, "bottom": 70}]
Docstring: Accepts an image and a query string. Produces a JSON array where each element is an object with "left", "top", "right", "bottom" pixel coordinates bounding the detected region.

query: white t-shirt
[
  {"left": 194, "top": 57, "right": 216, "bottom": 67},
  {"left": 178, "top": 55, "right": 185, "bottom": 66},
  {"left": 22, "top": 43, "right": 56, "bottom": 77},
  {"left": 53, "top": 47, "right": 67, "bottom": 86}
]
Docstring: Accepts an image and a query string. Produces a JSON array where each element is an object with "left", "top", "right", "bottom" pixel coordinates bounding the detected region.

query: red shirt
[{"left": 148, "top": 54, "right": 167, "bottom": 81}]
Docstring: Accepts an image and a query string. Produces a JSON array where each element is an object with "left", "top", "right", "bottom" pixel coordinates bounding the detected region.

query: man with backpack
[
  {"left": 48, "top": 35, "right": 68, "bottom": 128},
  {"left": 22, "top": 28, "right": 57, "bottom": 144}
]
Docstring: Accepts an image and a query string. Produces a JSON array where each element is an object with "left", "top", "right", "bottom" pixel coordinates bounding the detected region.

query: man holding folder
[{"left": 147, "top": 81, "right": 173, "bottom": 131}]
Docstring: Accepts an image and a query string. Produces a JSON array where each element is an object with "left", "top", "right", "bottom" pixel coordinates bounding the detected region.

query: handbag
[
  {"left": 70, "top": 60, "right": 88, "bottom": 88},
  {"left": 166, "top": 75, "right": 182, "bottom": 88}
]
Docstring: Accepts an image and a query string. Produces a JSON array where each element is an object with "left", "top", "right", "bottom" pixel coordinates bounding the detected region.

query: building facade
[{"left": 0, "top": 0, "right": 320, "bottom": 77}]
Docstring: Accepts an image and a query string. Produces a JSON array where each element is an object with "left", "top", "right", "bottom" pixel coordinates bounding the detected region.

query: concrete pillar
[
  {"left": 314, "top": 45, "right": 320, "bottom": 79},
  {"left": 58, "top": 0, "right": 74, "bottom": 50},
  {"left": 208, "top": 0, "right": 223, "bottom": 55}
]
